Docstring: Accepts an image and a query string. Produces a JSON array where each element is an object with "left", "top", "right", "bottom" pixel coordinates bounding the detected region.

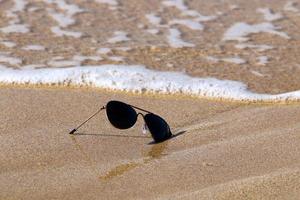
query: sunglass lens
[
  {"left": 144, "top": 113, "right": 172, "bottom": 143},
  {"left": 106, "top": 101, "right": 137, "bottom": 129}
]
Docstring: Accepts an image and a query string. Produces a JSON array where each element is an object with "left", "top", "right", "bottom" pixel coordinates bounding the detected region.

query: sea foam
[
  {"left": 167, "top": 28, "right": 195, "bottom": 48},
  {"left": 1, "top": 65, "right": 300, "bottom": 102},
  {"left": 223, "top": 22, "right": 290, "bottom": 42}
]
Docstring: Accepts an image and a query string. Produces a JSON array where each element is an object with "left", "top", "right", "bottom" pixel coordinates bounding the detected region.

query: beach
[
  {"left": 1, "top": 86, "right": 300, "bottom": 199},
  {"left": 1, "top": 0, "right": 300, "bottom": 199}
]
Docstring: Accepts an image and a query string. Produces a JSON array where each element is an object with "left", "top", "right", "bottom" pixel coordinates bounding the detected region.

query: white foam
[
  {"left": 1, "top": 0, "right": 30, "bottom": 33},
  {"left": 108, "top": 31, "right": 130, "bottom": 44},
  {"left": 0, "top": 24, "right": 30, "bottom": 33},
  {"left": 146, "top": 29, "right": 160, "bottom": 35},
  {"left": 169, "top": 19, "right": 203, "bottom": 30},
  {"left": 22, "top": 45, "right": 45, "bottom": 51},
  {"left": 48, "top": 10, "right": 76, "bottom": 28},
  {"left": 12, "top": 0, "right": 27, "bottom": 12},
  {"left": 257, "top": 56, "right": 269, "bottom": 65},
  {"left": 5, "top": 0, "right": 28, "bottom": 24},
  {"left": 51, "top": 26, "right": 82, "bottom": 38},
  {"left": 137, "top": 23, "right": 146, "bottom": 29},
  {"left": 205, "top": 56, "right": 220, "bottom": 63},
  {"left": 96, "top": 0, "right": 118, "bottom": 6},
  {"left": 22, "top": 64, "right": 46, "bottom": 69},
  {"left": 167, "top": 63, "right": 174, "bottom": 68},
  {"left": 45, "top": 1, "right": 84, "bottom": 39},
  {"left": 0, "top": 54, "right": 22, "bottom": 66},
  {"left": 45, "top": 0, "right": 84, "bottom": 15},
  {"left": 221, "top": 57, "right": 246, "bottom": 65},
  {"left": 97, "top": 48, "right": 112, "bottom": 54},
  {"left": 162, "top": 0, "right": 187, "bottom": 11},
  {"left": 162, "top": 0, "right": 216, "bottom": 22},
  {"left": 216, "top": 11, "right": 224, "bottom": 16},
  {"left": 234, "top": 43, "right": 273, "bottom": 52},
  {"left": 47, "top": 60, "right": 80, "bottom": 67},
  {"left": 46, "top": 0, "right": 84, "bottom": 28},
  {"left": 251, "top": 70, "right": 265, "bottom": 77},
  {"left": 1, "top": 64, "right": 300, "bottom": 102},
  {"left": 257, "top": 8, "right": 283, "bottom": 21},
  {"left": 162, "top": 0, "right": 216, "bottom": 21},
  {"left": 108, "top": 56, "right": 124, "bottom": 62},
  {"left": 0, "top": 52, "right": 11, "bottom": 55},
  {"left": 167, "top": 28, "right": 195, "bottom": 48},
  {"left": 223, "top": 22, "right": 290, "bottom": 42},
  {"left": 1, "top": 41, "right": 17, "bottom": 48},
  {"left": 28, "top": 7, "right": 40, "bottom": 12},
  {"left": 145, "top": 13, "right": 162, "bottom": 25},
  {"left": 52, "top": 56, "right": 65, "bottom": 60},
  {"left": 284, "top": 2, "right": 299, "bottom": 13},
  {"left": 115, "top": 47, "right": 132, "bottom": 51},
  {"left": 73, "top": 55, "right": 103, "bottom": 62},
  {"left": 206, "top": 56, "right": 246, "bottom": 65}
]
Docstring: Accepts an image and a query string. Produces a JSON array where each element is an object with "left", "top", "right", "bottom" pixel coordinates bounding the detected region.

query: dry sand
[{"left": 1, "top": 86, "right": 300, "bottom": 200}]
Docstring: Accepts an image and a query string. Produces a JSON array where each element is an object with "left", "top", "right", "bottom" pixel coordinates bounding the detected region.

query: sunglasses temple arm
[
  {"left": 69, "top": 106, "right": 106, "bottom": 134},
  {"left": 130, "top": 105, "right": 152, "bottom": 114}
]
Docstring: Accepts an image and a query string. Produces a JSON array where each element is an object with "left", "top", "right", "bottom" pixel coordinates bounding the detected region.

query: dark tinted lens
[
  {"left": 106, "top": 101, "right": 137, "bottom": 129},
  {"left": 144, "top": 113, "right": 172, "bottom": 143}
]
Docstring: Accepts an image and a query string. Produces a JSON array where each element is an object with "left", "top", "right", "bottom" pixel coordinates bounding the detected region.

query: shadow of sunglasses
[{"left": 69, "top": 100, "right": 172, "bottom": 143}]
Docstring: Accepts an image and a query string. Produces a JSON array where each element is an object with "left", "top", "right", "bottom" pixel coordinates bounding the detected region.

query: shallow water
[{"left": 0, "top": 0, "right": 300, "bottom": 100}]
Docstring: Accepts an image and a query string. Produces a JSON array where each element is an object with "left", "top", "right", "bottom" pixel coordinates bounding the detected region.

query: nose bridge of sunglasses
[{"left": 137, "top": 112, "right": 145, "bottom": 117}]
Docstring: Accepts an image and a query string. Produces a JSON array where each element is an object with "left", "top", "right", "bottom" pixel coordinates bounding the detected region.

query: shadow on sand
[
  {"left": 74, "top": 132, "right": 151, "bottom": 139},
  {"left": 147, "top": 130, "right": 186, "bottom": 145},
  {"left": 73, "top": 130, "right": 186, "bottom": 141}
]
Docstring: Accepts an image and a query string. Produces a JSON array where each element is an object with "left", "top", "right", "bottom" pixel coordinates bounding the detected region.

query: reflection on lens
[
  {"left": 144, "top": 113, "right": 172, "bottom": 143},
  {"left": 106, "top": 101, "right": 137, "bottom": 129}
]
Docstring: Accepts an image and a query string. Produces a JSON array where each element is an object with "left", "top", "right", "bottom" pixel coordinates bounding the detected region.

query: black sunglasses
[{"left": 69, "top": 100, "right": 172, "bottom": 143}]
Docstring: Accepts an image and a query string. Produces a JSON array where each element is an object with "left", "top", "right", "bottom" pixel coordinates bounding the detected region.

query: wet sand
[
  {"left": 1, "top": 0, "right": 300, "bottom": 94},
  {"left": 1, "top": 86, "right": 300, "bottom": 199}
]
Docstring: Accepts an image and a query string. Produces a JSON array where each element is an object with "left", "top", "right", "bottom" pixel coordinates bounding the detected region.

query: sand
[
  {"left": 1, "top": 0, "right": 300, "bottom": 199},
  {"left": 1, "top": 86, "right": 300, "bottom": 200}
]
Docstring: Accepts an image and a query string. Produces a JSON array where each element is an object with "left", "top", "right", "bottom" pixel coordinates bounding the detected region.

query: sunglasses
[{"left": 69, "top": 100, "right": 172, "bottom": 143}]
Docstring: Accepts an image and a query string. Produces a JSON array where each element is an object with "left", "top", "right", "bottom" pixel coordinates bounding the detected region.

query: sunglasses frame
[{"left": 69, "top": 100, "right": 172, "bottom": 143}]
